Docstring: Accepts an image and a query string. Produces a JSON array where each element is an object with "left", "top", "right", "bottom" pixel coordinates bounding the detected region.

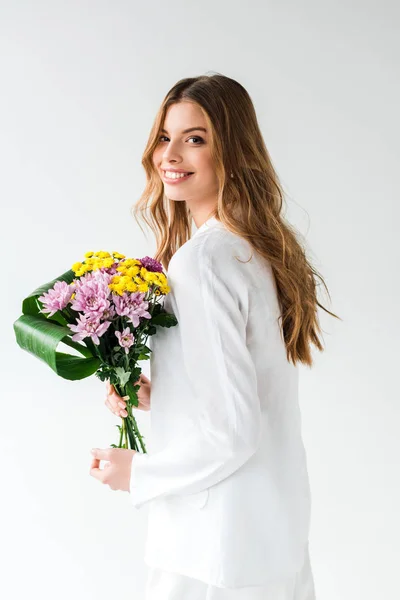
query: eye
[
  {"left": 188, "top": 136, "right": 204, "bottom": 144},
  {"left": 158, "top": 135, "right": 204, "bottom": 145}
]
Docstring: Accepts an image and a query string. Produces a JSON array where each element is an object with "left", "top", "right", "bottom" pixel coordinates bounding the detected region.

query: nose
[{"left": 162, "top": 140, "right": 183, "bottom": 163}]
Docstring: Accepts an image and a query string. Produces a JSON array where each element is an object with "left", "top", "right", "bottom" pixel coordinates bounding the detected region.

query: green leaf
[
  {"left": 60, "top": 336, "right": 93, "bottom": 358},
  {"left": 13, "top": 313, "right": 100, "bottom": 380},
  {"left": 114, "top": 366, "right": 131, "bottom": 387},
  {"left": 125, "top": 379, "right": 139, "bottom": 407},
  {"left": 151, "top": 312, "right": 178, "bottom": 327}
]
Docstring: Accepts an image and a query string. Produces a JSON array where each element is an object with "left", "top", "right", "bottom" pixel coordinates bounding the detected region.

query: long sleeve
[{"left": 130, "top": 235, "right": 262, "bottom": 509}]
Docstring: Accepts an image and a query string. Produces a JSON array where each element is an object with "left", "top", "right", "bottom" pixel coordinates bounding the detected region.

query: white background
[{"left": 1, "top": 1, "right": 399, "bottom": 599}]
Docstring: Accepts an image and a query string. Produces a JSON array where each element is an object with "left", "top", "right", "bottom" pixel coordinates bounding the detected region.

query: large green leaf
[{"left": 13, "top": 314, "right": 101, "bottom": 380}]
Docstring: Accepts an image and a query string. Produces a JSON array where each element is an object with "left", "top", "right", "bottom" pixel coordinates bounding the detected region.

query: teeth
[{"left": 164, "top": 171, "right": 192, "bottom": 179}]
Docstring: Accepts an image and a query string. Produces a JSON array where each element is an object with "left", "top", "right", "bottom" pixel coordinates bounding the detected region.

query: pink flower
[
  {"left": 38, "top": 280, "right": 75, "bottom": 317},
  {"left": 112, "top": 292, "right": 133, "bottom": 317},
  {"left": 113, "top": 292, "right": 151, "bottom": 328},
  {"left": 127, "top": 294, "right": 152, "bottom": 328},
  {"left": 67, "top": 313, "right": 111, "bottom": 345},
  {"left": 115, "top": 327, "right": 135, "bottom": 354},
  {"left": 71, "top": 270, "right": 111, "bottom": 318}
]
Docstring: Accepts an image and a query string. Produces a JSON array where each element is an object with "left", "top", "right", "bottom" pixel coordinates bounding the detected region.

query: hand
[
  {"left": 90, "top": 447, "right": 136, "bottom": 492},
  {"left": 105, "top": 374, "right": 151, "bottom": 417}
]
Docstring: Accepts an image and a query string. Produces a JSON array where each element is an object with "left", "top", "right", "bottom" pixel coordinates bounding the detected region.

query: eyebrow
[{"left": 160, "top": 127, "right": 207, "bottom": 134}]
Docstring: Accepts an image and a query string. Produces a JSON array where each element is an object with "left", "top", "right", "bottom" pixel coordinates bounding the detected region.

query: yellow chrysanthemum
[
  {"left": 137, "top": 281, "right": 149, "bottom": 293},
  {"left": 118, "top": 258, "right": 140, "bottom": 269},
  {"left": 158, "top": 285, "right": 170, "bottom": 295},
  {"left": 113, "top": 286, "right": 126, "bottom": 296},
  {"left": 112, "top": 252, "right": 126, "bottom": 259},
  {"left": 94, "top": 251, "right": 112, "bottom": 258},
  {"left": 133, "top": 275, "right": 145, "bottom": 285},
  {"left": 71, "top": 261, "right": 83, "bottom": 273},
  {"left": 142, "top": 269, "right": 162, "bottom": 283},
  {"left": 84, "top": 251, "right": 94, "bottom": 258},
  {"left": 124, "top": 266, "right": 140, "bottom": 278},
  {"left": 126, "top": 281, "right": 139, "bottom": 293},
  {"left": 116, "top": 264, "right": 133, "bottom": 275},
  {"left": 101, "top": 257, "right": 115, "bottom": 268}
]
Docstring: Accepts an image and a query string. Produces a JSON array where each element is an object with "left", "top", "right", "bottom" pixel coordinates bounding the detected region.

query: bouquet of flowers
[{"left": 13, "top": 250, "right": 177, "bottom": 452}]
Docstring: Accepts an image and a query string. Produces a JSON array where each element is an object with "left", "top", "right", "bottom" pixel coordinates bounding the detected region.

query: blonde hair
[{"left": 132, "top": 72, "right": 341, "bottom": 367}]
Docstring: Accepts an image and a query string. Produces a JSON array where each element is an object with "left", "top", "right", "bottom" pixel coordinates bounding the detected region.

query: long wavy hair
[{"left": 131, "top": 72, "right": 341, "bottom": 367}]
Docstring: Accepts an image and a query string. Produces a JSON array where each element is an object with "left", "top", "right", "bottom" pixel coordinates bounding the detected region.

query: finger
[
  {"left": 105, "top": 398, "right": 118, "bottom": 415},
  {"left": 107, "top": 389, "right": 121, "bottom": 405},
  {"left": 110, "top": 389, "right": 122, "bottom": 402},
  {"left": 106, "top": 392, "right": 125, "bottom": 410},
  {"left": 106, "top": 381, "right": 119, "bottom": 398},
  {"left": 89, "top": 457, "right": 104, "bottom": 481},
  {"left": 91, "top": 448, "right": 111, "bottom": 460},
  {"left": 114, "top": 396, "right": 126, "bottom": 410}
]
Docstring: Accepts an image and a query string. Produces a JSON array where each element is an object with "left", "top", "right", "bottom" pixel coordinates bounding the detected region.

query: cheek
[
  {"left": 202, "top": 160, "right": 218, "bottom": 183},
  {"left": 152, "top": 148, "right": 162, "bottom": 166},
  {"left": 195, "top": 154, "right": 215, "bottom": 176}
]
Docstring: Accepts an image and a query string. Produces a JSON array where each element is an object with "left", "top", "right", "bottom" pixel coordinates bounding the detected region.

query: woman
[{"left": 91, "top": 73, "right": 340, "bottom": 599}]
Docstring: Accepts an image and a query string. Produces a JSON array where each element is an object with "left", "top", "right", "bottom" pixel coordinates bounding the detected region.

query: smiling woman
[{"left": 122, "top": 71, "right": 340, "bottom": 599}]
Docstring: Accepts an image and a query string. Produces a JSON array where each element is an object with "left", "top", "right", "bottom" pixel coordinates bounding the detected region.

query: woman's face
[{"left": 152, "top": 101, "right": 219, "bottom": 213}]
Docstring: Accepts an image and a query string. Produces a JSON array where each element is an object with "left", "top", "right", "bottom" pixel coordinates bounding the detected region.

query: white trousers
[{"left": 144, "top": 543, "right": 316, "bottom": 600}]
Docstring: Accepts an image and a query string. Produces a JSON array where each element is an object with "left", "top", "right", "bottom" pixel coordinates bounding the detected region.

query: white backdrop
[{"left": 1, "top": 1, "right": 399, "bottom": 599}]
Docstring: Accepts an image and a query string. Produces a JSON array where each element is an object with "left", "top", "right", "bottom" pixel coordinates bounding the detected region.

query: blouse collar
[{"left": 193, "top": 216, "right": 224, "bottom": 238}]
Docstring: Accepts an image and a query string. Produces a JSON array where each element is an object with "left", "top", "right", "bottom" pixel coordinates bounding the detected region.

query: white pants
[{"left": 145, "top": 543, "right": 316, "bottom": 600}]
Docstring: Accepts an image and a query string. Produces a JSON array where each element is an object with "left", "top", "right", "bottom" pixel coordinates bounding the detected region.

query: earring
[{"left": 230, "top": 172, "right": 234, "bottom": 178}]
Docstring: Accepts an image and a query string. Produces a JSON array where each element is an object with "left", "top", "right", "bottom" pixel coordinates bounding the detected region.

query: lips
[
  {"left": 160, "top": 167, "right": 193, "bottom": 173},
  {"left": 162, "top": 171, "right": 194, "bottom": 184}
]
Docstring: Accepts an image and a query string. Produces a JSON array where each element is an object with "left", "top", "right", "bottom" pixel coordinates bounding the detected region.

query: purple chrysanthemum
[
  {"left": 113, "top": 291, "right": 151, "bottom": 328},
  {"left": 139, "top": 256, "right": 163, "bottom": 273},
  {"left": 70, "top": 269, "right": 112, "bottom": 318},
  {"left": 67, "top": 313, "right": 111, "bottom": 345},
  {"left": 115, "top": 327, "right": 135, "bottom": 354},
  {"left": 38, "top": 280, "right": 75, "bottom": 317}
]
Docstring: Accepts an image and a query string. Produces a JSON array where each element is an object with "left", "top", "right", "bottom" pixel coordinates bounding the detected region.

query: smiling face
[{"left": 152, "top": 101, "right": 219, "bottom": 222}]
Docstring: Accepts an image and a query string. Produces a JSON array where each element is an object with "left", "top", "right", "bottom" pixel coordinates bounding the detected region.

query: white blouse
[{"left": 129, "top": 215, "right": 312, "bottom": 589}]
